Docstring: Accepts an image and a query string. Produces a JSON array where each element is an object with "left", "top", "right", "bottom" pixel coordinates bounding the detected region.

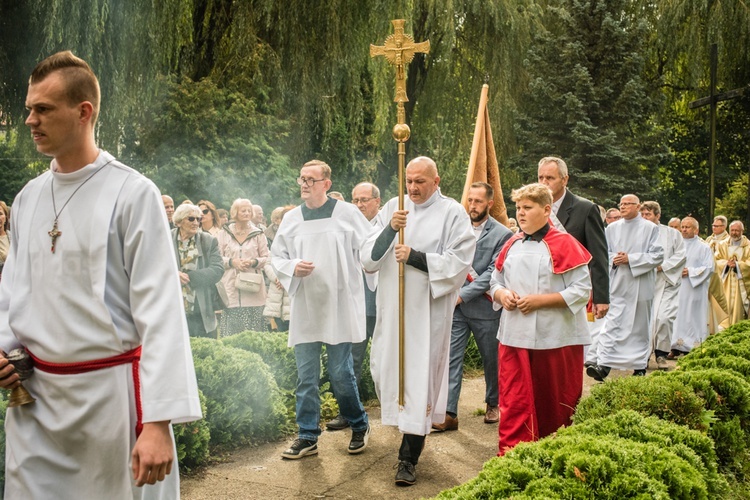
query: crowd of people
[{"left": 0, "top": 49, "right": 748, "bottom": 497}]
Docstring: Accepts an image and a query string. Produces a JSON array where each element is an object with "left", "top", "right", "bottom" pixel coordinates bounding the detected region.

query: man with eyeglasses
[
  {"left": 605, "top": 208, "right": 621, "bottom": 225},
  {"left": 587, "top": 195, "right": 663, "bottom": 381},
  {"left": 705, "top": 215, "right": 729, "bottom": 252},
  {"left": 362, "top": 156, "right": 475, "bottom": 485},
  {"left": 271, "top": 160, "right": 372, "bottom": 460},
  {"left": 326, "top": 182, "right": 381, "bottom": 432},
  {"left": 704, "top": 215, "right": 731, "bottom": 333}
]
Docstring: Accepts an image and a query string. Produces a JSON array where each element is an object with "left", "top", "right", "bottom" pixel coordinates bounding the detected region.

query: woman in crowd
[
  {"left": 217, "top": 209, "right": 229, "bottom": 227},
  {"left": 198, "top": 199, "right": 222, "bottom": 236},
  {"left": 0, "top": 201, "right": 10, "bottom": 281},
  {"left": 172, "top": 204, "right": 224, "bottom": 337},
  {"left": 217, "top": 198, "right": 271, "bottom": 335}
]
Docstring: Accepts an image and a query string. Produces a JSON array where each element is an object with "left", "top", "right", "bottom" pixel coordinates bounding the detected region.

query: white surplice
[
  {"left": 0, "top": 152, "right": 201, "bottom": 499},
  {"left": 362, "top": 190, "right": 475, "bottom": 436},
  {"left": 597, "top": 215, "right": 663, "bottom": 370},
  {"left": 651, "top": 224, "right": 686, "bottom": 353},
  {"left": 271, "top": 200, "right": 372, "bottom": 347},
  {"left": 672, "top": 236, "right": 714, "bottom": 353}
]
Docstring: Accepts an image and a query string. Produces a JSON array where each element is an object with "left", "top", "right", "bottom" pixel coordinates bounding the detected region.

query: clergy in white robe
[
  {"left": 271, "top": 160, "right": 370, "bottom": 459},
  {"left": 716, "top": 222, "right": 750, "bottom": 328},
  {"left": 639, "top": 202, "right": 686, "bottom": 363},
  {"left": 362, "top": 157, "right": 474, "bottom": 482},
  {"left": 0, "top": 153, "right": 202, "bottom": 498},
  {"left": 672, "top": 217, "right": 714, "bottom": 354},
  {"left": 588, "top": 195, "right": 663, "bottom": 379},
  {"left": 0, "top": 52, "right": 200, "bottom": 499}
]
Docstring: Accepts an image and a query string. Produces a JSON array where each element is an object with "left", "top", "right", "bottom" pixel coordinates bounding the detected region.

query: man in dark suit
[
  {"left": 538, "top": 157, "right": 609, "bottom": 321},
  {"left": 433, "top": 182, "right": 513, "bottom": 431}
]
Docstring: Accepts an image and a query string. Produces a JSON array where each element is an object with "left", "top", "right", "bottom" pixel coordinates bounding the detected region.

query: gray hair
[
  {"left": 538, "top": 156, "right": 568, "bottom": 178},
  {"left": 173, "top": 204, "right": 201, "bottom": 224},
  {"left": 730, "top": 220, "right": 745, "bottom": 231}
]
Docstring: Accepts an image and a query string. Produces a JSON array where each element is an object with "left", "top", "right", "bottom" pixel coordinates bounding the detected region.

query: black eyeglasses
[
  {"left": 186, "top": 216, "right": 203, "bottom": 223},
  {"left": 202, "top": 209, "right": 210, "bottom": 215},
  {"left": 297, "top": 177, "right": 325, "bottom": 187}
]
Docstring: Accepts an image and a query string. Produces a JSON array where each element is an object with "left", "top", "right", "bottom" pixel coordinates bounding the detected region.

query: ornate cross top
[{"left": 370, "top": 19, "right": 430, "bottom": 120}]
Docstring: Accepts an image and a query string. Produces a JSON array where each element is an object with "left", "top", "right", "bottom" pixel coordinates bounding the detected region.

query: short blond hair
[
  {"left": 511, "top": 183, "right": 553, "bottom": 207},
  {"left": 302, "top": 160, "right": 332, "bottom": 179},
  {"left": 230, "top": 198, "right": 253, "bottom": 220}
]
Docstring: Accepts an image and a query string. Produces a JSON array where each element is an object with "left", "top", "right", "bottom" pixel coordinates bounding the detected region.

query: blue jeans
[
  {"left": 294, "top": 342, "right": 368, "bottom": 441},
  {"left": 447, "top": 308, "right": 500, "bottom": 416}
]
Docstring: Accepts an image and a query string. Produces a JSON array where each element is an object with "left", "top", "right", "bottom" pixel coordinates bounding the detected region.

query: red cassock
[{"left": 494, "top": 225, "right": 591, "bottom": 455}]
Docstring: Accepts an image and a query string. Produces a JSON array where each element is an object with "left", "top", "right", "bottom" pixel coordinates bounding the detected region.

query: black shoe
[
  {"left": 584, "top": 361, "right": 595, "bottom": 368},
  {"left": 395, "top": 460, "right": 416, "bottom": 486},
  {"left": 281, "top": 438, "right": 318, "bottom": 459},
  {"left": 633, "top": 369, "right": 647, "bottom": 376},
  {"left": 586, "top": 364, "right": 609, "bottom": 382},
  {"left": 348, "top": 425, "right": 370, "bottom": 454},
  {"left": 326, "top": 414, "right": 350, "bottom": 431}
]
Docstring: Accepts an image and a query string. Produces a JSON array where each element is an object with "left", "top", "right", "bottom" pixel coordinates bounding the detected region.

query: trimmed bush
[
  {"left": 190, "top": 337, "right": 287, "bottom": 448},
  {"left": 560, "top": 410, "right": 725, "bottom": 494},
  {"left": 437, "top": 424, "right": 714, "bottom": 499},
  {"left": 679, "top": 354, "right": 750, "bottom": 380},
  {"left": 573, "top": 374, "right": 710, "bottom": 431},
  {"left": 221, "top": 331, "right": 297, "bottom": 391},
  {"left": 659, "top": 368, "right": 750, "bottom": 471},
  {"left": 173, "top": 389, "right": 211, "bottom": 471}
]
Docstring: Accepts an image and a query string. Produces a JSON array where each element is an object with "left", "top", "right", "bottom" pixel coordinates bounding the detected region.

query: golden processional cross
[{"left": 370, "top": 19, "right": 430, "bottom": 407}]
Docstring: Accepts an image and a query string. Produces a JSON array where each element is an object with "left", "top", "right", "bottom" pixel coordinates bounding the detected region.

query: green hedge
[
  {"left": 173, "top": 389, "right": 211, "bottom": 471},
  {"left": 437, "top": 321, "right": 750, "bottom": 498},
  {"left": 189, "top": 337, "right": 287, "bottom": 448}
]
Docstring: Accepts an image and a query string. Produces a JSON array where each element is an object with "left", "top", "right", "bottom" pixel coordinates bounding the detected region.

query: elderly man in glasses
[
  {"left": 327, "top": 181, "right": 382, "bottom": 432},
  {"left": 587, "top": 194, "right": 663, "bottom": 381},
  {"left": 271, "top": 160, "right": 372, "bottom": 460}
]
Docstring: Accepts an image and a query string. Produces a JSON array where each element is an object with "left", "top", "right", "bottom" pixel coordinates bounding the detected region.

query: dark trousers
[
  {"left": 398, "top": 434, "right": 426, "bottom": 465},
  {"left": 351, "top": 315, "right": 376, "bottom": 386}
]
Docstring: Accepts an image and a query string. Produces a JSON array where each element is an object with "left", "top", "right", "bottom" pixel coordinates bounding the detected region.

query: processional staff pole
[{"left": 370, "top": 19, "right": 430, "bottom": 406}]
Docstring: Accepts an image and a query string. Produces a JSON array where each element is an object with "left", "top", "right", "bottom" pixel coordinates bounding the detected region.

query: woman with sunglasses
[
  {"left": 172, "top": 204, "right": 224, "bottom": 337},
  {"left": 217, "top": 198, "right": 271, "bottom": 335},
  {"left": 198, "top": 199, "right": 222, "bottom": 236}
]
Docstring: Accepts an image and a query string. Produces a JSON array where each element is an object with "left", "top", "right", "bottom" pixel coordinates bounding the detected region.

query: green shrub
[
  {"left": 437, "top": 430, "right": 711, "bottom": 499},
  {"left": 655, "top": 368, "right": 750, "bottom": 470},
  {"left": 573, "top": 374, "right": 710, "bottom": 431},
  {"left": 679, "top": 354, "right": 750, "bottom": 380},
  {"left": 190, "top": 337, "right": 287, "bottom": 448},
  {"left": 463, "top": 335, "right": 483, "bottom": 372},
  {"left": 173, "top": 389, "right": 211, "bottom": 471},
  {"left": 559, "top": 410, "right": 725, "bottom": 494},
  {"left": 703, "top": 322, "right": 750, "bottom": 347},
  {"left": 221, "top": 331, "right": 297, "bottom": 391}
]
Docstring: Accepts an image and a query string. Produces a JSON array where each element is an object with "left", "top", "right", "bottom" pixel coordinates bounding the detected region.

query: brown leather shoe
[
  {"left": 484, "top": 405, "right": 499, "bottom": 424},
  {"left": 431, "top": 414, "right": 458, "bottom": 432}
]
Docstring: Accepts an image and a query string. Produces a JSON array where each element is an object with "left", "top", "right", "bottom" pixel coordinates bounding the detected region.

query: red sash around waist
[{"left": 27, "top": 346, "right": 144, "bottom": 437}]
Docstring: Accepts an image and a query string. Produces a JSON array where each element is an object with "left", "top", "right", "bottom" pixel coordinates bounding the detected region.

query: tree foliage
[{"left": 0, "top": 0, "right": 747, "bottom": 222}]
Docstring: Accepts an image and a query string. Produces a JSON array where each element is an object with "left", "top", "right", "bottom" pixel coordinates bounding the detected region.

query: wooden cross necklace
[{"left": 48, "top": 160, "right": 112, "bottom": 253}]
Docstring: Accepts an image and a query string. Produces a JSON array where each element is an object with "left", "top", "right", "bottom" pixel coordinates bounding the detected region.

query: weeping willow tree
[{"left": 642, "top": 0, "right": 750, "bottom": 225}]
